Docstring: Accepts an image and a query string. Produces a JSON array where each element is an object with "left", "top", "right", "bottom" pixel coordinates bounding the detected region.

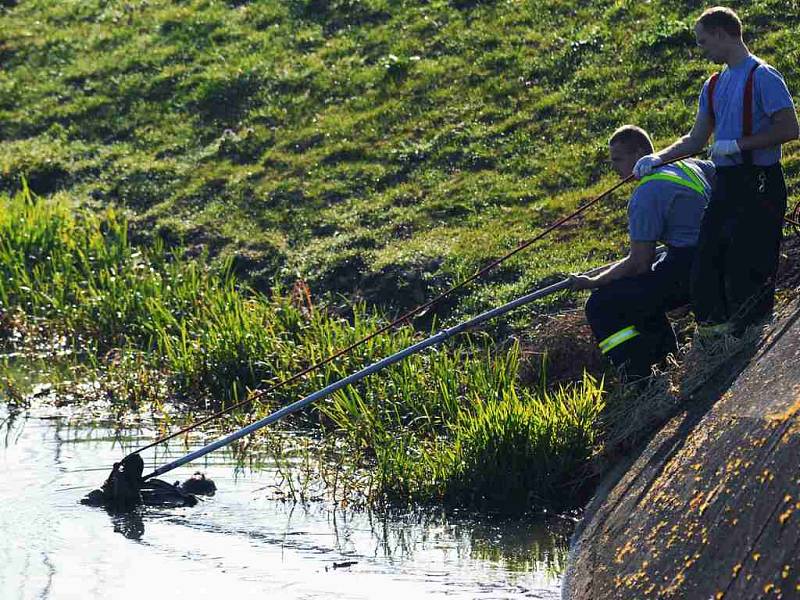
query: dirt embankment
[{"left": 564, "top": 297, "right": 800, "bottom": 599}]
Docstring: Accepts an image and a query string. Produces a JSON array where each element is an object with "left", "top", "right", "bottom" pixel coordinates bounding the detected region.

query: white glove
[
  {"left": 711, "top": 139, "right": 740, "bottom": 159},
  {"left": 633, "top": 154, "right": 662, "bottom": 179}
]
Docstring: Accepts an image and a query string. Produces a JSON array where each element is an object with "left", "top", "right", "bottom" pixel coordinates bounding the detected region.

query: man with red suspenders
[{"left": 634, "top": 7, "right": 799, "bottom": 333}]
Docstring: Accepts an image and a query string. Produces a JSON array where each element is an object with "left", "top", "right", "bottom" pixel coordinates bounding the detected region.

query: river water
[{"left": 0, "top": 403, "right": 567, "bottom": 599}]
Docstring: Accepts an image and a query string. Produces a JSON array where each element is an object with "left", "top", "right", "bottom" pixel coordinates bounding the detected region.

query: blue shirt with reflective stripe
[
  {"left": 698, "top": 54, "right": 795, "bottom": 167},
  {"left": 629, "top": 159, "right": 714, "bottom": 247}
]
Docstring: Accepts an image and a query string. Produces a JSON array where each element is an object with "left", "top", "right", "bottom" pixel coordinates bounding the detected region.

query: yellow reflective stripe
[
  {"left": 638, "top": 161, "right": 705, "bottom": 196},
  {"left": 676, "top": 161, "right": 706, "bottom": 192},
  {"left": 639, "top": 173, "right": 704, "bottom": 195},
  {"left": 598, "top": 325, "right": 640, "bottom": 354}
]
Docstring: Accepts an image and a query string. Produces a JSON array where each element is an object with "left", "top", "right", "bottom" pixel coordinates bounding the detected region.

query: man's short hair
[
  {"left": 609, "top": 125, "right": 654, "bottom": 153},
  {"left": 696, "top": 6, "right": 742, "bottom": 38}
]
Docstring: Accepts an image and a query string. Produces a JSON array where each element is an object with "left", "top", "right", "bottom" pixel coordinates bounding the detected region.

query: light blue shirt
[
  {"left": 629, "top": 159, "right": 714, "bottom": 247},
  {"left": 698, "top": 54, "right": 795, "bottom": 167}
]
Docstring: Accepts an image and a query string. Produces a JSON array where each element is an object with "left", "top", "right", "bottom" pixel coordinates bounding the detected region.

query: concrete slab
[{"left": 565, "top": 305, "right": 800, "bottom": 599}]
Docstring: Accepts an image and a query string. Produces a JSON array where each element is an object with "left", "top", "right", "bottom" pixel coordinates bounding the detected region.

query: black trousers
[
  {"left": 690, "top": 164, "right": 787, "bottom": 327},
  {"left": 585, "top": 247, "right": 695, "bottom": 377}
]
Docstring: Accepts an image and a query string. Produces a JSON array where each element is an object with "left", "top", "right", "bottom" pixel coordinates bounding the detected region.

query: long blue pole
[
  {"left": 144, "top": 248, "right": 664, "bottom": 480},
  {"left": 143, "top": 277, "right": 572, "bottom": 479}
]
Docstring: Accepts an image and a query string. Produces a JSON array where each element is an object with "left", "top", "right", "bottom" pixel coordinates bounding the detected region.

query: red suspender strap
[
  {"left": 707, "top": 72, "right": 720, "bottom": 124},
  {"left": 742, "top": 63, "right": 759, "bottom": 166}
]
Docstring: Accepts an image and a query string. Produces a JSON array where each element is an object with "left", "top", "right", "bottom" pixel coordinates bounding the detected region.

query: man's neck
[{"left": 724, "top": 43, "right": 751, "bottom": 69}]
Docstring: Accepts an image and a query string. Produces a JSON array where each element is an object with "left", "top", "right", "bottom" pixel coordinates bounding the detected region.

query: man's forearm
[
  {"left": 651, "top": 114, "right": 713, "bottom": 165},
  {"left": 656, "top": 134, "right": 707, "bottom": 163},
  {"left": 588, "top": 257, "right": 634, "bottom": 287}
]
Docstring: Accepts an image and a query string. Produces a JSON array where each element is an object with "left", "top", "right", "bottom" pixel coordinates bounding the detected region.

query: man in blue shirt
[
  {"left": 571, "top": 125, "right": 714, "bottom": 377},
  {"left": 634, "top": 7, "right": 799, "bottom": 332}
]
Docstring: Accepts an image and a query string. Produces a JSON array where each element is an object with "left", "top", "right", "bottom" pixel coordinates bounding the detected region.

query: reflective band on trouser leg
[{"left": 598, "top": 325, "right": 640, "bottom": 355}]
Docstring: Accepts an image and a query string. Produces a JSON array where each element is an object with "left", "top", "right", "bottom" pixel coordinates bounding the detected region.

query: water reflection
[
  {"left": 1, "top": 404, "right": 568, "bottom": 599},
  {"left": 109, "top": 510, "right": 146, "bottom": 541}
]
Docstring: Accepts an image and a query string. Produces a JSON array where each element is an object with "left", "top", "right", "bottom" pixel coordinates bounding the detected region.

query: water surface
[{"left": 0, "top": 404, "right": 567, "bottom": 599}]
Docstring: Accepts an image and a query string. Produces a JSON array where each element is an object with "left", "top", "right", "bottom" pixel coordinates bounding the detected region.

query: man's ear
[{"left": 712, "top": 28, "right": 729, "bottom": 43}]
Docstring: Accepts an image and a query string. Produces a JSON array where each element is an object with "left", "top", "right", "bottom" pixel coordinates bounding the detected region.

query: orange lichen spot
[
  {"left": 669, "top": 572, "right": 686, "bottom": 589},
  {"left": 691, "top": 463, "right": 702, "bottom": 471},
  {"left": 698, "top": 484, "right": 723, "bottom": 516},
  {"left": 732, "top": 564, "right": 742, "bottom": 577},
  {"left": 781, "top": 565, "right": 790, "bottom": 579},
  {"left": 779, "top": 507, "right": 793, "bottom": 525},
  {"left": 726, "top": 458, "right": 744, "bottom": 473},
  {"left": 615, "top": 539, "right": 636, "bottom": 564},
  {"left": 649, "top": 521, "right": 668, "bottom": 539},
  {"left": 758, "top": 469, "right": 775, "bottom": 484},
  {"left": 753, "top": 552, "right": 761, "bottom": 562},
  {"left": 764, "top": 582, "right": 775, "bottom": 593},
  {"left": 767, "top": 397, "right": 800, "bottom": 423},
  {"left": 715, "top": 592, "right": 724, "bottom": 599},
  {"left": 731, "top": 518, "right": 739, "bottom": 526}
]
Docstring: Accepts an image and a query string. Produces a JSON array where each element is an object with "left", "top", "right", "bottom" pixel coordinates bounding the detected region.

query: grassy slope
[
  {"left": 0, "top": 188, "right": 605, "bottom": 510},
  {"left": 1, "top": 0, "right": 799, "bottom": 322}
]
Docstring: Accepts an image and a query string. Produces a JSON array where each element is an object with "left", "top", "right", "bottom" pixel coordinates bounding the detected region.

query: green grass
[
  {"left": 0, "top": 186, "right": 413, "bottom": 405},
  {"left": 2, "top": 0, "right": 799, "bottom": 511},
  {"left": 0, "top": 188, "right": 603, "bottom": 510},
  {"left": 3, "top": 0, "right": 797, "bottom": 321},
  {"left": 360, "top": 370, "right": 605, "bottom": 510}
]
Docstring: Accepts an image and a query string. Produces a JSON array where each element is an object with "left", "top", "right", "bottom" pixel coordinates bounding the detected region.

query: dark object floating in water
[
  {"left": 326, "top": 561, "right": 358, "bottom": 571},
  {"left": 81, "top": 454, "right": 213, "bottom": 510},
  {"left": 176, "top": 472, "right": 217, "bottom": 496}
]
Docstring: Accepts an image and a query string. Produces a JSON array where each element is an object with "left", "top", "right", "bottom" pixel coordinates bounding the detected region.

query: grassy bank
[
  {"left": 0, "top": 188, "right": 603, "bottom": 511},
  {"left": 3, "top": 0, "right": 798, "bottom": 512},
  {"left": 3, "top": 0, "right": 796, "bottom": 321}
]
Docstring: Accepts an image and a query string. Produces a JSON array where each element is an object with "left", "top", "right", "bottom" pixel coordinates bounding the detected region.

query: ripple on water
[{"left": 0, "top": 406, "right": 567, "bottom": 599}]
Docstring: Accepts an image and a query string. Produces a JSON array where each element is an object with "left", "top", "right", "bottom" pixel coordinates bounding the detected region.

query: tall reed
[{"left": 0, "top": 188, "right": 606, "bottom": 510}]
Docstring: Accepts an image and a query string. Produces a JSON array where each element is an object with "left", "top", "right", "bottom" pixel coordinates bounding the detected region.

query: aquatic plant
[
  {"left": 0, "top": 188, "right": 609, "bottom": 511},
  {"left": 360, "top": 372, "right": 605, "bottom": 511}
]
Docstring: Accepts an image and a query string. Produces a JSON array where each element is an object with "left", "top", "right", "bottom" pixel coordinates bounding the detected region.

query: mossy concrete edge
[{"left": 564, "top": 300, "right": 800, "bottom": 599}]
